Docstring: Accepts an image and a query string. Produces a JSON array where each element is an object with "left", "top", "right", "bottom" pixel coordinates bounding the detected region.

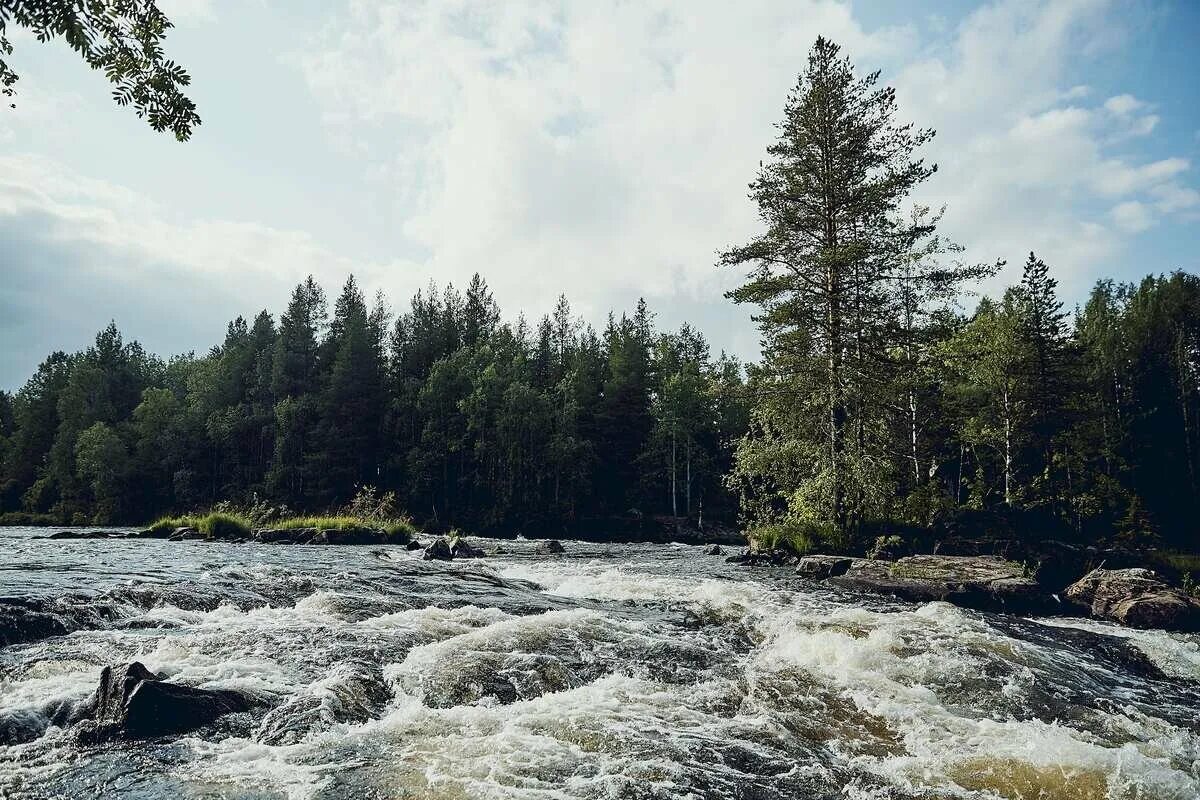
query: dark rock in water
[
  {"left": 46, "top": 529, "right": 114, "bottom": 540},
  {"left": 310, "top": 527, "right": 386, "bottom": 545},
  {"left": 704, "top": 544, "right": 723, "bottom": 556},
  {"left": 254, "top": 528, "right": 315, "bottom": 544},
  {"left": 795, "top": 555, "right": 854, "bottom": 579},
  {"left": 492, "top": 544, "right": 507, "bottom": 555},
  {"left": 0, "top": 599, "right": 70, "bottom": 647},
  {"left": 537, "top": 539, "right": 565, "bottom": 555},
  {"left": 255, "top": 661, "right": 389, "bottom": 746},
  {"left": 728, "top": 548, "right": 798, "bottom": 567},
  {"left": 1064, "top": 568, "right": 1200, "bottom": 632},
  {"left": 135, "top": 526, "right": 173, "bottom": 539},
  {"left": 423, "top": 538, "right": 453, "bottom": 561},
  {"left": 828, "top": 555, "right": 1052, "bottom": 614},
  {"left": 450, "top": 538, "right": 485, "bottom": 559},
  {"left": 406, "top": 539, "right": 424, "bottom": 551},
  {"left": 168, "top": 527, "right": 202, "bottom": 541},
  {"left": 73, "top": 662, "right": 257, "bottom": 742}
]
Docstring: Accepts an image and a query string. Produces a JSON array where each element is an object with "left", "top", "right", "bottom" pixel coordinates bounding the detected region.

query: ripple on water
[{"left": 0, "top": 529, "right": 1198, "bottom": 799}]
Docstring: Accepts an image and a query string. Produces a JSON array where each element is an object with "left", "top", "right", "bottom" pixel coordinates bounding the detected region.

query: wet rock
[
  {"left": 828, "top": 555, "right": 1052, "bottom": 614},
  {"left": 450, "top": 538, "right": 485, "bottom": 559},
  {"left": 704, "top": 544, "right": 723, "bottom": 556},
  {"left": 72, "top": 662, "right": 258, "bottom": 742},
  {"left": 537, "top": 539, "right": 565, "bottom": 555},
  {"left": 795, "top": 555, "right": 854, "bottom": 579},
  {"left": 728, "top": 548, "right": 798, "bottom": 567},
  {"left": 0, "top": 598, "right": 70, "bottom": 647},
  {"left": 492, "top": 544, "right": 507, "bottom": 555},
  {"left": 168, "top": 526, "right": 202, "bottom": 541},
  {"left": 405, "top": 539, "right": 424, "bottom": 551},
  {"left": 1064, "top": 568, "right": 1200, "bottom": 632},
  {"left": 255, "top": 661, "right": 389, "bottom": 746},
  {"left": 135, "top": 526, "right": 173, "bottom": 539},
  {"left": 422, "top": 538, "right": 453, "bottom": 561}
]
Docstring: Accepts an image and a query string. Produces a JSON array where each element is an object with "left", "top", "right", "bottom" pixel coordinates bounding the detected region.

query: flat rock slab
[{"left": 828, "top": 554, "right": 1052, "bottom": 614}]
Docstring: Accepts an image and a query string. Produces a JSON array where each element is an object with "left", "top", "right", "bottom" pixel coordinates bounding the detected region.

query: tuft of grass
[
  {"left": 749, "top": 519, "right": 844, "bottom": 555},
  {"left": 195, "top": 512, "right": 251, "bottom": 539}
]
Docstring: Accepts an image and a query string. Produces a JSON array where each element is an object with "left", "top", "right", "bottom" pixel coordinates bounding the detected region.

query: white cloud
[
  {"left": 1111, "top": 200, "right": 1154, "bottom": 233},
  {"left": 292, "top": 0, "right": 1198, "bottom": 313},
  {"left": 1104, "top": 93, "right": 1143, "bottom": 115}
]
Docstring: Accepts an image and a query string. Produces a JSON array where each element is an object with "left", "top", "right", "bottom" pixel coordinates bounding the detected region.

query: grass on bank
[
  {"left": 748, "top": 519, "right": 846, "bottom": 555},
  {"left": 268, "top": 515, "right": 416, "bottom": 540},
  {"left": 144, "top": 510, "right": 416, "bottom": 542}
]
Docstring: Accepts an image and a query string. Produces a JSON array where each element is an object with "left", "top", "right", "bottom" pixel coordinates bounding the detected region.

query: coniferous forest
[{"left": 1, "top": 37, "right": 1197, "bottom": 556}]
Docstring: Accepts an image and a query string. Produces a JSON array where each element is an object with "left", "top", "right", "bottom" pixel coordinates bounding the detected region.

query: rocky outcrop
[
  {"left": 537, "top": 539, "right": 565, "bottom": 555},
  {"left": 827, "top": 555, "right": 1053, "bottom": 614},
  {"left": 704, "top": 544, "right": 723, "bottom": 556},
  {"left": 795, "top": 555, "right": 854, "bottom": 579},
  {"left": 406, "top": 539, "right": 424, "bottom": 551},
  {"left": 254, "top": 528, "right": 316, "bottom": 544},
  {"left": 1064, "top": 568, "right": 1200, "bottom": 632},
  {"left": 72, "top": 662, "right": 258, "bottom": 742},
  {"left": 168, "top": 527, "right": 202, "bottom": 541},
  {"left": 0, "top": 597, "right": 71, "bottom": 647}
]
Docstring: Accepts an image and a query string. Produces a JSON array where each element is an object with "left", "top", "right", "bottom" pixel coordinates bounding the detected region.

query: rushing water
[{"left": 1, "top": 528, "right": 1199, "bottom": 799}]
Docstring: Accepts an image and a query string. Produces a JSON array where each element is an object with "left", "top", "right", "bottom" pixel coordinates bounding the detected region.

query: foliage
[
  {"left": 0, "top": 0, "right": 200, "bottom": 140},
  {"left": 145, "top": 511, "right": 250, "bottom": 539},
  {"left": 0, "top": 275, "right": 748, "bottom": 534},
  {"left": 749, "top": 518, "right": 845, "bottom": 556}
]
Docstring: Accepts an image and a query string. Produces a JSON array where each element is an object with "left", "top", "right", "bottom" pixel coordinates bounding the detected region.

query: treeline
[
  {"left": 724, "top": 37, "right": 1199, "bottom": 553},
  {"left": 0, "top": 276, "right": 748, "bottom": 531}
]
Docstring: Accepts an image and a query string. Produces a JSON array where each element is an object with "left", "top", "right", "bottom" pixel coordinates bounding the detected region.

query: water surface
[{"left": 1, "top": 527, "right": 1198, "bottom": 799}]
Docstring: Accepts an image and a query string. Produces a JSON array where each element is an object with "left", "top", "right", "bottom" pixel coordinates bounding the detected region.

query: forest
[{"left": 1, "top": 37, "right": 1197, "bottom": 555}]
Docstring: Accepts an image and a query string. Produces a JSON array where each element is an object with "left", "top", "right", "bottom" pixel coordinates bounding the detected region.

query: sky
[{"left": 1, "top": 0, "right": 1198, "bottom": 389}]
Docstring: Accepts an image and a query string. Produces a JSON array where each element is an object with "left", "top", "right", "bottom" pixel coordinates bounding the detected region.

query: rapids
[{"left": 0, "top": 527, "right": 1198, "bottom": 799}]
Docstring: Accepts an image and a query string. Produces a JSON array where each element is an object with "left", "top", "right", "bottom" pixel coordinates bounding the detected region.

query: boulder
[
  {"left": 828, "top": 554, "right": 1052, "bottom": 614},
  {"left": 537, "top": 539, "right": 566, "bottom": 555},
  {"left": 405, "top": 539, "right": 424, "bottom": 551},
  {"left": 73, "top": 662, "right": 257, "bottom": 742},
  {"left": 704, "top": 544, "right": 723, "bottom": 556},
  {"left": 0, "top": 598, "right": 70, "bottom": 647},
  {"left": 795, "top": 555, "right": 854, "bottom": 579},
  {"left": 1064, "top": 568, "right": 1200, "bottom": 632},
  {"left": 422, "top": 538, "right": 453, "bottom": 561},
  {"left": 450, "top": 538, "right": 485, "bottom": 559}
]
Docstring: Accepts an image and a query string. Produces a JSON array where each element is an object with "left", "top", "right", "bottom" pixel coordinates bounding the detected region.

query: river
[{"left": 1, "top": 527, "right": 1198, "bottom": 799}]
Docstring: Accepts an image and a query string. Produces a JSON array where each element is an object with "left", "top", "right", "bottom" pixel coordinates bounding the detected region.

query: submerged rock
[
  {"left": 1064, "top": 568, "right": 1200, "bottom": 632},
  {"left": 828, "top": 555, "right": 1052, "bottom": 614},
  {"left": 255, "top": 661, "right": 389, "bottom": 746},
  {"left": 422, "top": 538, "right": 453, "bottom": 561},
  {"left": 795, "top": 555, "right": 854, "bottom": 579},
  {"left": 73, "top": 662, "right": 258, "bottom": 742},
  {"left": 537, "top": 539, "right": 566, "bottom": 555}
]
